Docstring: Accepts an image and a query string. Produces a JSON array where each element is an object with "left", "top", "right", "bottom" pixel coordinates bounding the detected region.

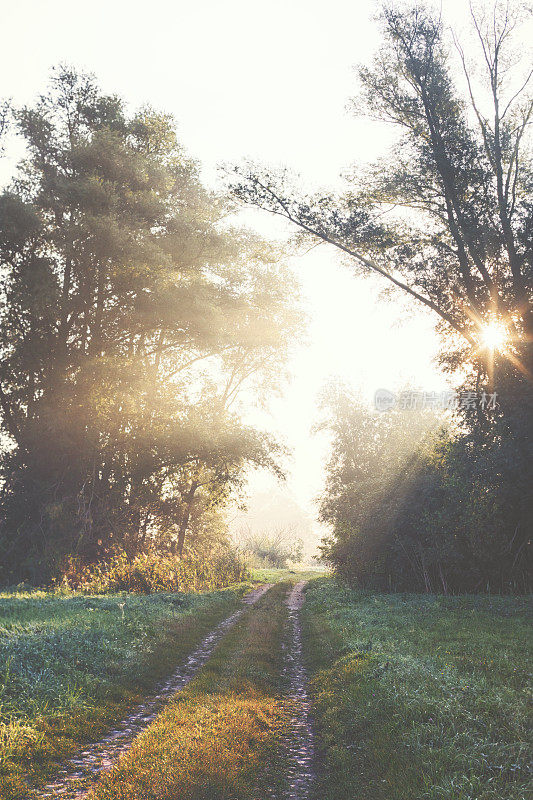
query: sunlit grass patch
[
  {"left": 90, "top": 583, "right": 292, "bottom": 800},
  {"left": 249, "top": 567, "right": 326, "bottom": 584},
  {"left": 92, "top": 694, "right": 285, "bottom": 800},
  {"left": 303, "top": 578, "right": 532, "bottom": 800},
  {"left": 0, "top": 587, "right": 249, "bottom": 799}
]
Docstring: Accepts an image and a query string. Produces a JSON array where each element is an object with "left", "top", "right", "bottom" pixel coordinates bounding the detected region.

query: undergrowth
[{"left": 60, "top": 549, "right": 248, "bottom": 593}]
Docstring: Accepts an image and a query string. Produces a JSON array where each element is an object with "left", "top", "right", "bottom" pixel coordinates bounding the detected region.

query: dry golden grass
[{"left": 92, "top": 695, "right": 285, "bottom": 800}]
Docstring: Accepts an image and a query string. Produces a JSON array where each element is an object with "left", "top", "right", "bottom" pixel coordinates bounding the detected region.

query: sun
[{"left": 480, "top": 323, "right": 507, "bottom": 351}]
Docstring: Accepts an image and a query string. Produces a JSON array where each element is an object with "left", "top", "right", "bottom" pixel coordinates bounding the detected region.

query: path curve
[{"left": 30, "top": 584, "right": 272, "bottom": 800}]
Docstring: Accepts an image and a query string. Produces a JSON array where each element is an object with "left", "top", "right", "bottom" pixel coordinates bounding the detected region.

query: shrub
[
  {"left": 59, "top": 550, "right": 248, "bottom": 594},
  {"left": 238, "top": 530, "right": 303, "bottom": 568}
]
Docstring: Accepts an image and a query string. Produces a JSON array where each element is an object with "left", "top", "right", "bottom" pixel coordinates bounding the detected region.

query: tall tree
[
  {"left": 231, "top": 2, "right": 532, "bottom": 371},
  {"left": 230, "top": 2, "right": 532, "bottom": 590},
  {"left": 0, "top": 68, "right": 302, "bottom": 581}
]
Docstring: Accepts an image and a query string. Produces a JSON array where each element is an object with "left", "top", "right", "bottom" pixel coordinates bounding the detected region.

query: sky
[{"left": 1, "top": 0, "right": 478, "bottom": 547}]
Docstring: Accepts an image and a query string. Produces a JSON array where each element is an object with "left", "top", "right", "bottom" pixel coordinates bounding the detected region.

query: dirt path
[
  {"left": 282, "top": 581, "right": 315, "bottom": 800},
  {"left": 30, "top": 585, "right": 272, "bottom": 800}
]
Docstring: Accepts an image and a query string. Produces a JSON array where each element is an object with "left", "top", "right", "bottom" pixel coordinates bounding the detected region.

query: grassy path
[
  {"left": 27, "top": 586, "right": 272, "bottom": 800},
  {"left": 33, "top": 579, "right": 316, "bottom": 800},
  {"left": 88, "top": 582, "right": 292, "bottom": 799},
  {"left": 1, "top": 575, "right": 319, "bottom": 800},
  {"left": 0, "top": 586, "right": 251, "bottom": 799},
  {"left": 281, "top": 582, "right": 315, "bottom": 800}
]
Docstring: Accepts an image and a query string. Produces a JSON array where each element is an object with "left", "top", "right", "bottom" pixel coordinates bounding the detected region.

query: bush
[
  {"left": 59, "top": 550, "right": 248, "bottom": 594},
  {"left": 239, "top": 530, "right": 303, "bottom": 569},
  {"left": 318, "top": 387, "right": 532, "bottom": 594}
]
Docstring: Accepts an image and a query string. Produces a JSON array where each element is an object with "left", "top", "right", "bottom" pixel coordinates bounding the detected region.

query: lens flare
[{"left": 480, "top": 323, "right": 507, "bottom": 351}]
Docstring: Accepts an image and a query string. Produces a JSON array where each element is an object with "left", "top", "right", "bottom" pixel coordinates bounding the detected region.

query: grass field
[
  {"left": 0, "top": 585, "right": 250, "bottom": 799},
  {"left": 302, "top": 578, "right": 532, "bottom": 800},
  {"left": 249, "top": 566, "right": 326, "bottom": 584},
  {"left": 2, "top": 572, "right": 529, "bottom": 800}
]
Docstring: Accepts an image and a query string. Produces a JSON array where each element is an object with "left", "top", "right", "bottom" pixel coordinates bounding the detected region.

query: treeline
[
  {"left": 0, "top": 68, "right": 302, "bottom": 584},
  {"left": 318, "top": 384, "right": 531, "bottom": 594}
]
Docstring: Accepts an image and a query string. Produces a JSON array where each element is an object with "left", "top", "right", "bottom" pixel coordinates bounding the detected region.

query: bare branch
[
  {"left": 242, "top": 174, "right": 475, "bottom": 346},
  {"left": 502, "top": 69, "right": 533, "bottom": 119}
]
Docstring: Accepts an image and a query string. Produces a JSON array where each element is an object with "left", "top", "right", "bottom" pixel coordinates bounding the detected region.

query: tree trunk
[{"left": 176, "top": 481, "right": 199, "bottom": 557}]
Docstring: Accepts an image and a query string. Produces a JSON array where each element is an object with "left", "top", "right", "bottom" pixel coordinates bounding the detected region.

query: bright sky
[{"left": 2, "top": 0, "right": 477, "bottom": 543}]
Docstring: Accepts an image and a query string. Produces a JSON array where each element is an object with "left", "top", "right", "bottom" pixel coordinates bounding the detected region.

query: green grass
[
  {"left": 303, "top": 578, "right": 532, "bottom": 800},
  {"left": 90, "top": 583, "right": 292, "bottom": 799},
  {"left": 249, "top": 566, "right": 326, "bottom": 584},
  {"left": 0, "top": 585, "right": 251, "bottom": 798}
]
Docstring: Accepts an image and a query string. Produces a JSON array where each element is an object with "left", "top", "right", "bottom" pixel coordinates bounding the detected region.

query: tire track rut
[{"left": 282, "top": 581, "right": 315, "bottom": 800}]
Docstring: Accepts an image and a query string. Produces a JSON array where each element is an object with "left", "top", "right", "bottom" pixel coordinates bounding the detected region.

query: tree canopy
[
  {"left": 231, "top": 3, "right": 532, "bottom": 372},
  {"left": 0, "top": 67, "right": 303, "bottom": 582}
]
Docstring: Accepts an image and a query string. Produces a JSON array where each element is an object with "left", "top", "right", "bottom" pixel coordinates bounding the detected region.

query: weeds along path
[
  {"left": 281, "top": 581, "right": 315, "bottom": 800},
  {"left": 29, "top": 585, "right": 272, "bottom": 800}
]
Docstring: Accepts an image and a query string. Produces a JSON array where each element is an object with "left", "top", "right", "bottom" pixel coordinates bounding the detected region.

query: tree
[
  {"left": 230, "top": 2, "right": 532, "bottom": 591},
  {"left": 0, "top": 67, "right": 302, "bottom": 582},
  {"left": 231, "top": 3, "right": 532, "bottom": 369},
  {"left": 0, "top": 101, "right": 8, "bottom": 154}
]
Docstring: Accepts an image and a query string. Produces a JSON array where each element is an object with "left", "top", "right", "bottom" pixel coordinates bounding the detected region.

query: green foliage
[
  {"left": 303, "top": 578, "right": 532, "bottom": 800},
  {"left": 0, "top": 67, "right": 303, "bottom": 582},
  {"left": 318, "top": 385, "right": 531, "bottom": 593}
]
